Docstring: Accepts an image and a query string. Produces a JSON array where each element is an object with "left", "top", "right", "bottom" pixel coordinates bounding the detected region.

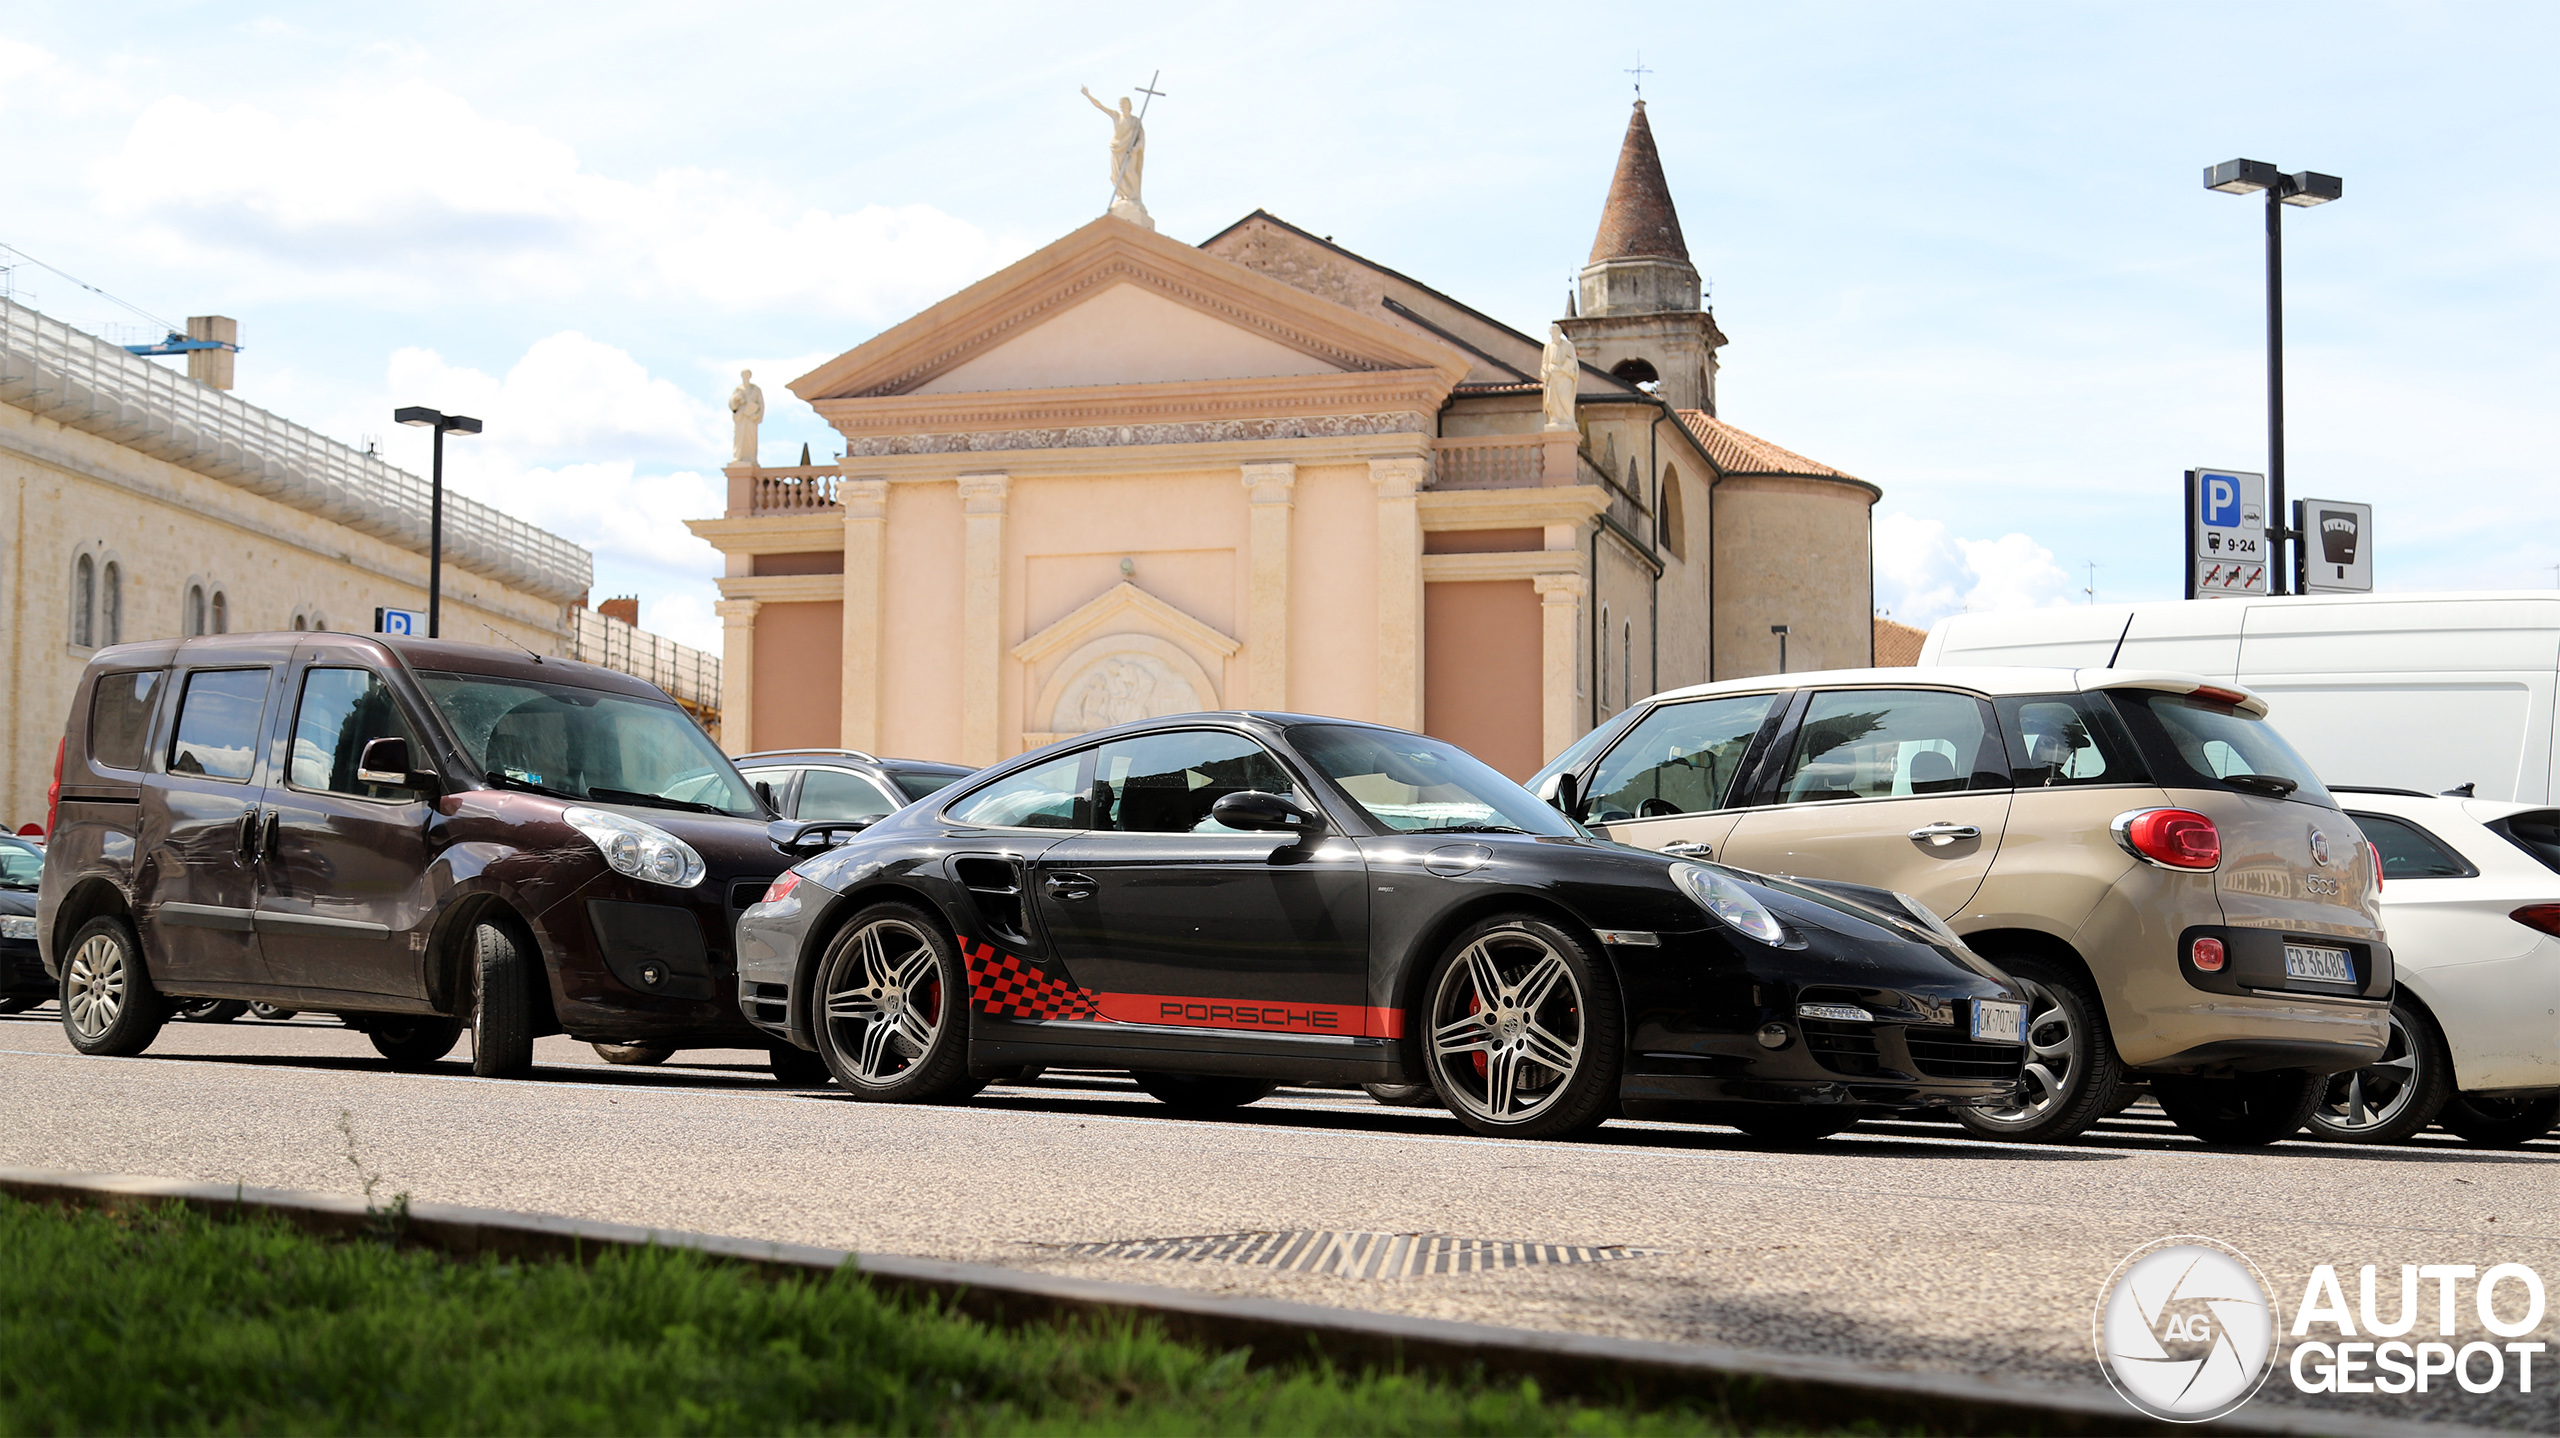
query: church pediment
[
  {"left": 790, "top": 217, "right": 1469, "bottom": 403},
  {"left": 1012, "top": 581, "right": 1241, "bottom": 746}
]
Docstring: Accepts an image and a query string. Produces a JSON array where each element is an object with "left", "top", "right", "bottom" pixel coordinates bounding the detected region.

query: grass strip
[{"left": 0, "top": 1194, "right": 1808, "bottom": 1436}]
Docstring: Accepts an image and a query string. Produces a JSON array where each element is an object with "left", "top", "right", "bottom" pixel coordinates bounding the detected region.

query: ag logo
[{"left": 2094, "top": 1237, "right": 2278, "bottom": 1422}]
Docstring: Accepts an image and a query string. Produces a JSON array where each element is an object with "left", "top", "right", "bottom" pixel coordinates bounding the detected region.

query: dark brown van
[{"left": 36, "top": 633, "right": 819, "bottom": 1080}]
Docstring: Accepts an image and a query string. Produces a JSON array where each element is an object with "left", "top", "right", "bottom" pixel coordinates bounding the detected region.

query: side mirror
[
  {"left": 1210, "top": 790, "right": 1326, "bottom": 839},
  {"left": 753, "top": 779, "right": 778, "bottom": 814},
  {"left": 356, "top": 736, "right": 442, "bottom": 796},
  {"left": 1551, "top": 771, "right": 1581, "bottom": 820},
  {"left": 768, "top": 816, "right": 872, "bottom": 854}
]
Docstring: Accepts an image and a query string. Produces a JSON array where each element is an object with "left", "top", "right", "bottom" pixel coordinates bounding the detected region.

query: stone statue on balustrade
[
  {"left": 1082, "top": 86, "right": 1152, "bottom": 230},
  {"left": 1541, "top": 324, "right": 1579, "bottom": 433},
  {"left": 729, "top": 369, "right": 764, "bottom": 466}
]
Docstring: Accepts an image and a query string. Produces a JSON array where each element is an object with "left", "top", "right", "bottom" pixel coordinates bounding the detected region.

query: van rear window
[{"left": 88, "top": 670, "right": 165, "bottom": 771}]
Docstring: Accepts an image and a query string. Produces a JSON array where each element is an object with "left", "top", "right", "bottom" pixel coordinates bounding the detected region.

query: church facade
[{"left": 689, "top": 102, "right": 1876, "bottom": 777}]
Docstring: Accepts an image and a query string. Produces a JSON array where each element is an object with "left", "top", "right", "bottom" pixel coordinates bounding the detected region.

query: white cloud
[
  {"left": 1874, "top": 512, "right": 2077, "bottom": 630},
  {"left": 88, "top": 80, "right": 1016, "bottom": 320},
  {"left": 642, "top": 591, "right": 722, "bottom": 653}
]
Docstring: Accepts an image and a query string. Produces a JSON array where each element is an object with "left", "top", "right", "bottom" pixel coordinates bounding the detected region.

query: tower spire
[{"left": 1588, "top": 100, "right": 1689, "bottom": 266}]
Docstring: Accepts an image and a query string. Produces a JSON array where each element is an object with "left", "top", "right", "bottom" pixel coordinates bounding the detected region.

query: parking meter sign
[
  {"left": 2187, "top": 469, "right": 2270, "bottom": 600},
  {"left": 374, "top": 607, "right": 427, "bottom": 637},
  {"left": 2295, "top": 497, "right": 2372, "bottom": 594}
]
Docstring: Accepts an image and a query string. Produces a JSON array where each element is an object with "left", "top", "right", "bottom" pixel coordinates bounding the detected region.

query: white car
[{"left": 2310, "top": 788, "right": 2560, "bottom": 1145}]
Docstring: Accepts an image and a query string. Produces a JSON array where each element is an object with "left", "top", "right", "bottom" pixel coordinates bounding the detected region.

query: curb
[{"left": 0, "top": 1167, "right": 2481, "bottom": 1438}]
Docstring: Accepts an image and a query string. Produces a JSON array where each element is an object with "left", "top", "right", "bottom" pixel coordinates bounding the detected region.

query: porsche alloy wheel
[
  {"left": 1422, "top": 916, "right": 1619, "bottom": 1140},
  {"left": 813, "top": 904, "right": 978, "bottom": 1102}
]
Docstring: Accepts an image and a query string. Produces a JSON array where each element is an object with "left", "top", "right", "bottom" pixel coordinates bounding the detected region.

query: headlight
[
  {"left": 0, "top": 915, "right": 35, "bottom": 941},
  {"left": 563, "top": 807, "right": 706, "bottom": 889},
  {"left": 1670, "top": 864, "right": 1787, "bottom": 946}
]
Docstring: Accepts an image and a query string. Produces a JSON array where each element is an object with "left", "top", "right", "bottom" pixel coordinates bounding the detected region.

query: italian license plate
[
  {"left": 1971, "top": 999, "right": 2028, "bottom": 1045},
  {"left": 2284, "top": 944, "right": 2357, "bottom": 983}
]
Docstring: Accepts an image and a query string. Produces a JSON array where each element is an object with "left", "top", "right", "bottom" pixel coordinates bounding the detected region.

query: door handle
[
  {"left": 1043, "top": 873, "right": 1098, "bottom": 901},
  {"left": 238, "top": 810, "right": 262, "bottom": 862},
  {"left": 1909, "top": 822, "right": 1982, "bottom": 848},
  {"left": 262, "top": 809, "right": 281, "bottom": 863},
  {"left": 1661, "top": 840, "right": 1714, "bottom": 858}
]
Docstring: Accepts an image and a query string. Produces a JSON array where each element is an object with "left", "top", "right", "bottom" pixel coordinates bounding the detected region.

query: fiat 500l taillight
[
  {"left": 2112, "top": 808, "right": 2222, "bottom": 870},
  {"left": 2513, "top": 905, "right": 2560, "bottom": 939},
  {"left": 2191, "top": 936, "right": 2227, "bottom": 971},
  {"left": 761, "top": 872, "right": 803, "bottom": 905}
]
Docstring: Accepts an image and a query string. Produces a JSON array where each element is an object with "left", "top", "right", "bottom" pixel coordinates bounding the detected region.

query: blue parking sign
[
  {"left": 375, "top": 606, "right": 426, "bottom": 636},
  {"left": 2199, "top": 472, "right": 2243, "bottom": 528}
]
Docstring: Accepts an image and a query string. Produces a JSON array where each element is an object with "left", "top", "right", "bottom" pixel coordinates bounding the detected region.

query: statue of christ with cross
[{"left": 1081, "top": 75, "right": 1160, "bottom": 230}]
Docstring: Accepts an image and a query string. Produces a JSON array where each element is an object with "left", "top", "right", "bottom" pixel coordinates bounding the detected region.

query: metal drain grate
[{"left": 1045, "top": 1230, "right": 1657, "bottom": 1280}]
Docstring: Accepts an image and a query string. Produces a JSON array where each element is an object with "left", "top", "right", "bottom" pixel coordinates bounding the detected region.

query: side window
[
  {"left": 289, "top": 668, "right": 420, "bottom": 799},
  {"left": 1995, "top": 694, "right": 2145, "bottom": 788},
  {"left": 89, "top": 669, "right": 166, "bottom": 771},
  {"left": 1774, "top": 689, "right": 2003, "bottom": 805},
  {"left": 169, "top": 669, "right": 270, "bottom": 782},
  {"left": 797, "top": 767, "right": 900, "bottom": 821},
  {"left": 738, "top": 766, "right": 795, "bottom": 813},
  {"left": 2350, "top": 813, "right": 2476, "bottom": 880},
  {"left": 946, "top": 753, "right": 1087, "bottom": 830},
  {"left": 888, "top": 768, "right": 964, "bottom": 802},
  {"left": 1091, "top": 730, "right": 1300, "bottom": 835},
  {"left": 1582, "top": 693, "right": 1777, "bottom": 821}
]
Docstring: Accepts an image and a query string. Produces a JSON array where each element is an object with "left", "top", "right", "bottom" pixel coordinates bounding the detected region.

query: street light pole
[
  {"left": 1770, "top": 623, "right": 1790, "bottom": 674},
  {"left": 2205, "top": 159, "right": 2341, "bottom": 596},
  {"left": 392, "top": 406, "right": 483, "bottom": 638}
]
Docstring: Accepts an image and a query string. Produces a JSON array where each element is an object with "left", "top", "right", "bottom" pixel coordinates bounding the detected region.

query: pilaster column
[
  {"left": 1538, "top": 432, "right": 1581, "bottom": 488},
  {"left": 1240, "top": 461, "right": 1297, "bottom": 709},
  {"left": 714, "top": 598, "right": 762, "bottom": 755},
  {"left": 1369, "top": 456, "right": 1428, "bottom": 731},
  {"left": 1533, "top": 572, "right": 1586, "bottom": 763},
  {"left": 957, "top": 472, "right": 1011, "bottom": 765},
  {"left": 723, "top": 462, "right": 757, "bottom": 518},
  {"left": 839, "top": 477, "right": 889, "bottom": 754}
]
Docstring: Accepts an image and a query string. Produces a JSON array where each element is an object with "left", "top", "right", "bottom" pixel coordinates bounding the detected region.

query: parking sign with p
[{"left": 2187, "top": 468, "right": 2269, "bottom": 600}]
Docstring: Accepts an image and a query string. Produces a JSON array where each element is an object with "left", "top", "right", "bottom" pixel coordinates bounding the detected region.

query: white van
[{"left": 1920, "top": 593, "right": 2560, "bottom": 801}]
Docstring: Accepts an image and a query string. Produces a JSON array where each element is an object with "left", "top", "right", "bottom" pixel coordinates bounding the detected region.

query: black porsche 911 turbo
[{"left": 735, "top": 712, "right": 2031, "bottom": 1142}]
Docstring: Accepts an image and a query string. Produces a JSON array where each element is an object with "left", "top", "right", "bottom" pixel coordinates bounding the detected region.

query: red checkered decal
[{"left": 963, "top": 939, "right": 1100, "bottom": 1022}]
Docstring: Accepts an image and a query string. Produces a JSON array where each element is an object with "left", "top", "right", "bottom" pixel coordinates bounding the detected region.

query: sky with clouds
[{"left": 5, "top": 2, "right": 2555, "bottom": 648}]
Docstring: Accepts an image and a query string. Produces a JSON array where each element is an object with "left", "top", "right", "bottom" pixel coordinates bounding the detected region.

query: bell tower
[{"left": 1561, "top": 101, "right": 1725, "bottom": 414}]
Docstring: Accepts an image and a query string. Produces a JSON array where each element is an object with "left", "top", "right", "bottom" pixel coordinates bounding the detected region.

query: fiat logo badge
[{"left": 2309, "top": 830, "right": 2332, "bottom": 867}]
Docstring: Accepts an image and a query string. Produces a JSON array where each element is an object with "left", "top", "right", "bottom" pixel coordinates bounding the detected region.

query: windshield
[
  {"left": 888, "top": 767, "right": 966, "bottom": 802},
  {"left": 2120, "top": 692, "right": 2333, "bottom": 806},
  {"left": 417, "top": 671, "right": 758, "bottom": 818},
  {"left": 1291, "top": 725, "right": 1581, "bottom": 836},
  {"left": 1527, "top": 705, "right": 1642, "bottom": 792},
  {"left": 0, "top": 838, "right": 39, "bottom": 889}
]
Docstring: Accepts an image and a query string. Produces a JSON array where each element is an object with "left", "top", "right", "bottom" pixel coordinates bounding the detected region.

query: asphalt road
[{"left": 3, "top": 1003, "right": 2553, "bottom": 1432}]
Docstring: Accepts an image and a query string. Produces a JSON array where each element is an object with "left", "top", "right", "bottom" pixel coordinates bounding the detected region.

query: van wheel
[
  {"left": 1133, "top": 1072, "right": 1276, "bottom": 1112},
  {"left": 1727, "top": 1108, "right": 1863, "bottom": 1144},
  {"left": 1952, "top": 959, "right": 2121, "bottom": 1143},
  {"left": 248, "top": 1003, "right": 298, "bottom": 1022},
  {"left": 172, "top": 999, "right": 248, "bottom": 1023},
  {"left": 2305, "top": 1000, "right": 2452, "bottom": 1144},
  {"left": 467, "top": 922, "right": 536, "bottom": 1079},
  {"left": 2152, "top": 1069, "right": 2323, "bottom": 1146},
  {"left": 369, "top": 1017, "right": 464, "bottom": 1069},
  {"left": 61, "top": 916, "right": 164, "bottom": 1057},
  {"left": 1362, "top": 1081, "right": 1441, "bottom": 1108},
  {"left": 1420, "top": 914, "right": 1622, "bottom": 1141},
  {"left": 811, "top": 902, "right": 978, "bottom": 1102},
  {"left": 769, "top": 1044, "right": 833, "bottom": 1086},
  {"left": 2436, "top": 1090, "right": 2560, "bottom": 1147},
  {"left": 591, "top": 1042, "right": 673, "bottom": 1066}
]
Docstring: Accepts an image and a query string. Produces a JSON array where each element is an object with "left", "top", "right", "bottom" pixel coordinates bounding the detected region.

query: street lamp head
[
  {"left": 2204, "top": 158, "right": 2282, "bottom": 195},
  {"left": 1769, "top": 624, "right": 1790, "bottom": 636},
  {"left": 394, "top": 405, "right": 482, "bottom": 435},
  {"left": 2280, "top": 171, "right": 2343, "bottom": 207}
]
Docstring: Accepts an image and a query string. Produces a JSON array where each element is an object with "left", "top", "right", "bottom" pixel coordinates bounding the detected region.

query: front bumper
[
  {"left": 1615, "top": 927, "right": 2027, "bottom": 1111},
  {"left": 527, "top": 869, "right": 777, "bottom": 1047},
  {"left": 1, "top": 938, "right": 47, "bottom": 997}
]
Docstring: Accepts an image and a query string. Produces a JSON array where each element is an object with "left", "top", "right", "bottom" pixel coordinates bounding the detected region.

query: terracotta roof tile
[
  {"left": 1676, "top": 409, "right": 1855, "bottom": 480},
  {"left": 1874, "top": 617, "right": 1928, "bottom": 667},
  {"left": 1589, "top": 101, "right": 1690, "bottom": 265}
]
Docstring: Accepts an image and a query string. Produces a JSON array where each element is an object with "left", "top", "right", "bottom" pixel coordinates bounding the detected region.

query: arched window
[
  {"left": 185, "top": 584, "right": 207, "bottom": 637},
  {"left": 1598, "top": 601, "right": 1612, "bottom": 709},
  {"left": 292, "top": 613, "right": 308, "bottom": 631},
  {"left": 1658, "top": 465, "right": 1686, "bottom": 560},
  {"left": 101, "top": 562, "right": 121, "bottom": 645},
  {"left": 72, "top": 555, "right": 96, "bottom": 648},
  {"left": 312, "top": 616, "right": 327, "bottom": 632},
  {"left": 211, "top": 591, "right": 229, "bottom": 635},
  {"left": 1623, "top": 620, "right": 1635, "bottom": 708},
  {"left": 1610, "top": 357, "right": 1660, "bottom": 393}
]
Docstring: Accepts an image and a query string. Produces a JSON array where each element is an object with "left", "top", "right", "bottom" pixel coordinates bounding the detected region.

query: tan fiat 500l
[{"left": 1531, "top": 667, "right": 2392, "bottom": 1144}]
